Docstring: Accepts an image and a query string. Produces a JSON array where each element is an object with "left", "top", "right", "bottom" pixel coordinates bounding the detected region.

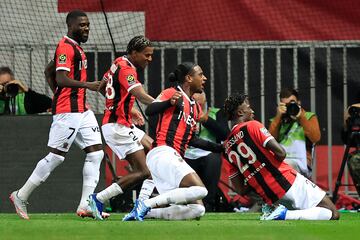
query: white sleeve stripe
[
  {"left": 56, "top": 67, "right": 70, "bottom": 72},
  {"left": 127, "top": 83, "right": 142, "bottom": 92},
  {"left": 263, "top": 136, "right": 274, "bottom": 147},
  {"left": 229, "top": 172, "right": 240, "bottom": 179}
]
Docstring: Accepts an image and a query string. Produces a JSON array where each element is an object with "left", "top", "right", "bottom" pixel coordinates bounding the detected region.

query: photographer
[
  {"left": 268, "top": 88, "right": 321, "bottom": 177},
  {"left": 0, "top": 66, "right": 52, "bottom": 115},
  {"left": 342, "top": 103, "right": 360, "bottom": 146}
]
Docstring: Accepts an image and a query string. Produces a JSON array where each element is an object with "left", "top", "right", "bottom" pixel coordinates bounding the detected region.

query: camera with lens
[
  {"left": 285, "top": 100, "right": 301, "bottom": 118},
  {"left": 4, "top": 83, "right": 19, "bottom": 97}
]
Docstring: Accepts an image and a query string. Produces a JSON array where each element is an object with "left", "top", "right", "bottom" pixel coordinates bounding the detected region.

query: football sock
[
  {"left": 144, "top": 186, "right": 207, "bottom": 208},
  {"left": 18, "top": 152, "right": 65, "bottom": 200},
  {"left": 285, "top": 207, "right": 332, "bottom": 220},
  {"left": 79, "top": 150, "right": 104, "bottom": 208},
  {"left": 96, "top": 183, "right": 123, "bottom": 203},
  {"left": 138, "top": 179, "right": 155, "bottom": 201},
  {"left": 146, "top": 204, "right": 205, "bottom": 220}
]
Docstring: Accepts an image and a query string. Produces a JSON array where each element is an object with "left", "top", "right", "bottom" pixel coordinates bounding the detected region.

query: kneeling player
[{"left": 222, "top": 93, "right": 339, "bottom": 220}]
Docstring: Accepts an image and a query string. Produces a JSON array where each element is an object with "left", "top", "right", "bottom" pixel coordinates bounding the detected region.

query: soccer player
[
  {"left": 9, "top": 10, "right": 106, "bottom": 219},
  {"left": 222, "top": 93, "right": 339, "bottom": 220},
  {"left": 123, "top": 62, "right": 223, "bottom": 221},
  {"left": 88, "top": 36, "right": 155, "bottom": 220}
]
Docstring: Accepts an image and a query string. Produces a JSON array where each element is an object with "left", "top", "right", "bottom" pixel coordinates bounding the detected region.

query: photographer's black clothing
[{"left": 0, "top": 89, "right": 52, "bottom": 115}]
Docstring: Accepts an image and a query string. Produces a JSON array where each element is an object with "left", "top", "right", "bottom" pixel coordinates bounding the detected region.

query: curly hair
[{"left": 224, "top": 93, "right": 247, "bottom": 120}]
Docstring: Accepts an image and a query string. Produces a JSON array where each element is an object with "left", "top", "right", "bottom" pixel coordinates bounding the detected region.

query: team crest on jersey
[
  {"left": 58, "top": 54, "right": 67, "bottom": 64},
  {"left": 126, "top": 74, "right": 136, "bottom": 85}
]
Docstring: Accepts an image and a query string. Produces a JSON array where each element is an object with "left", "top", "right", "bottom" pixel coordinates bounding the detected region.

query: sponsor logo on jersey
[
  {"left": 126, "top": 74, "right": 136, "bottom": 85},
  {"left": 58, "top": 54, "right": 67, "bottom": 64}
]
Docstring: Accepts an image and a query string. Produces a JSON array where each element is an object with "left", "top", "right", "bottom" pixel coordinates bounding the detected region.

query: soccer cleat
[
  {"left": 260, "top": 204, "right": 273, "bottom": 220},
  {"left": 122, "top": 199, "right": 139, "bottom": 221},
  {"left": 76, "top": 206, "right": 110, "bottom": 219},
  {"left": 88, "top": 194, "right": 104, "bottom": 220},
  {"left": 263, "top": 204, "right": 288, "bottom": 220},
  {"left": 134, "top": 200, "right": 151, "bottom": 221},
  {"left": 9, "top": 191, "right": 29, "bottom": 220}
]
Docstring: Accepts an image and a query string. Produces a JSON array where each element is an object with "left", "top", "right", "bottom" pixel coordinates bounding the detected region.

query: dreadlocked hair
[
  {"left": 126, "top": 35, "right": 152, "bottom": 54},
  {"left": 224, "top": 93, "right": 247, "bottom": 120}
]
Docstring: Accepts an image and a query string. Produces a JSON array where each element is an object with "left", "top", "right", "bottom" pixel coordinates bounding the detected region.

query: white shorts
[
  {"left": 280, "top": 173, "right": 326, "bottom": 210},
  {"left": 48, "top": 110, "right": 102, "bottom": 152},
  {"left": 146, "top": 145, "right": 195, "bottom": 194},
  {"left": 101, "top": 123, "right": 145, "bottom": 160}
]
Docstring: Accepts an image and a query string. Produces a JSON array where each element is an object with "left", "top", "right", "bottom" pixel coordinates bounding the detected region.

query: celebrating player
[
  {"left": 222, "top": 93, "right": 339, "bottom": 220},
  {"left": 123, "top": 62, "right": 223, "bottom": 221},
  {"left": 10, "top": 10, "right": 106, "bottom": 219},
  {"left": 88, "top": 36, "right": 155, "bottom": 220}
]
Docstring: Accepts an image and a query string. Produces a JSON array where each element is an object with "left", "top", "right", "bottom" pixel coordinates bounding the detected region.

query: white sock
[
  {"left": 96, "top": 183, "right": 123, "bottom": 203},
  {"left": 144, "top": 186, "right": 208, "bottom": 208},
  {"left": 78, "top": 150, "right": 104, "bottom": 208},
  {"left": 138, "top": 179, "right": 155, "bottom": 201},
  {"left": 285, "top": 207, "right": 332, "bottom": 220},
  {"left": 146, "top": 204, "right": 205, "bottom": 220},
  {"left": 18, "top": 152, "right": 64, "bottom": 200}
]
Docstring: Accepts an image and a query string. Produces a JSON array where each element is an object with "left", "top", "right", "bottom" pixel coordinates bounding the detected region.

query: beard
[{"left": 73, "top": 30, "right": 88, "bottom": 43}]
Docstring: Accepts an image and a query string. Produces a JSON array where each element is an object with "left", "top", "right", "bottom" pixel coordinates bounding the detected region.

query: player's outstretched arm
[
  {"left": 56, "top": 70, "right": 100, "bottom": 91},
  {"left": 130, "top": 86, "right": 154, "bottom": 105}
]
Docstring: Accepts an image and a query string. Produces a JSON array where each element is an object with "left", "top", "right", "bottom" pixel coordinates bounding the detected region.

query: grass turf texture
[{"left": 0, "top": 212, "right": 359, "bottom": 240}]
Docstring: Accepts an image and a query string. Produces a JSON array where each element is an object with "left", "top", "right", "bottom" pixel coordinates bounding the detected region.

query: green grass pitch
[{"left": 0, "top": 212, "right": 359, "bottom": 240}]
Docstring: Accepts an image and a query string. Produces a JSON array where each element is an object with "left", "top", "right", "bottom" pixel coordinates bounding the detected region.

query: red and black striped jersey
[
  {"left": 52, "top": 36, "right": 88, "bottom": 114},
  {"left": 152, "top": 86, "right": 202, "bottom": 157},
  {"left": 102, "top": 56, "right": 142, "bottom": 127},
  {"left": 223, "top": 120, "right": 296, "bottom": 204}
]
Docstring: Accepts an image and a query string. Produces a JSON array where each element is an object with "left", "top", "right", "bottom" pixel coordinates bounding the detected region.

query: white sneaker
[
  {"left": 76, "top": 205, "right": 110, "bottom": 219},
  {"left": 9, "top": 191, "right": 29, "bottom": 220},
  {"left": 263, "top": 204, "right": 288, "bottom": 220},
  {"left": 260, "top": 204, "right": 274, "bottom": 220}
]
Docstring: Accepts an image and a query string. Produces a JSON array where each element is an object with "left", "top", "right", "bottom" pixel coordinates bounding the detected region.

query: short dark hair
[
  {"left": 126, "top": 36, "right": 152, "bottom": 54},
  {"left": 66, "top": 10, "right": 87, "bottom": 27},
  {"left": 279, "top": 87, "right": 299, "bottom": 99},
  {"left": 224, "top": 93, "right": 248, "bottom": 120},
  {"left": 0, "top": 66, "right": 14, "bottom": 77},
  {"left": 168, "top": 62, "right": 196, "bottom": 83}
]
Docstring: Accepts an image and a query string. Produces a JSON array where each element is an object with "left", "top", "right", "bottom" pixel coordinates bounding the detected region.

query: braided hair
[{"left": 126, "top": 36, "right": 152, "bottom": 54}]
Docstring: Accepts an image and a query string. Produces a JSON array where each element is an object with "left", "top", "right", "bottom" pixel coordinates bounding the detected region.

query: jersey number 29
[{"left": 228, "top": 142, "right": 257, "bottom": 173}]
